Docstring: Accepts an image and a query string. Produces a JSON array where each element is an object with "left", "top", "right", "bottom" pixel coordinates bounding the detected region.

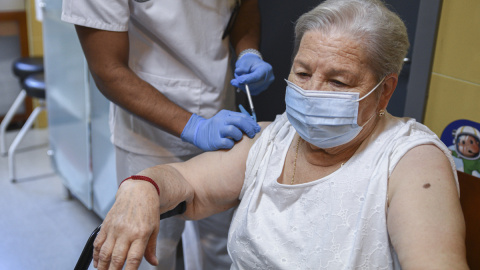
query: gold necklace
[
  {"left": 290, "top": 136, "right": 346, "bottom": 185},
  {"left": 291, "top": 136, "right": 301, "bottom": 185}
]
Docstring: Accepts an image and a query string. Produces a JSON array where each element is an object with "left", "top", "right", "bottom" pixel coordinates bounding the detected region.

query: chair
[
  {"left": 457, "top": 170, "right": 480, "bottom": 269},
  {"left": 0, "top": 57, "right": 44, "bottom": 156},
  {"left": 7, "top": 72, "right": 47, "bottom": 182}
]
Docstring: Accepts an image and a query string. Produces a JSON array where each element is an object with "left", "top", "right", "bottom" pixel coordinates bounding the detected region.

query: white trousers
[{"left": 115, "top": 146, "right": 233, "bottom": 270}]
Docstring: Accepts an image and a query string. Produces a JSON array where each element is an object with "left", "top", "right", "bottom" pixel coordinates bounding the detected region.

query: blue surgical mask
[{"left": 285, "top": 78, "right": 384, "bottom": 148}]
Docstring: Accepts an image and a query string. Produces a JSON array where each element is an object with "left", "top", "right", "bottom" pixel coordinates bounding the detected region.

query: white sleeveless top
[{"left": 227, "top": 113, "right": 457, "bottom": 269}]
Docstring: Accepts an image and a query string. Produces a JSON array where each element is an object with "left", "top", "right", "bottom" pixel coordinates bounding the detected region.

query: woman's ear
[{"left": 378, "top": 74, "right": 398, "bottom": 111}]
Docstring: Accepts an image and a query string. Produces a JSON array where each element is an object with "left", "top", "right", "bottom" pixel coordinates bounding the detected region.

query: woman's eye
[
  {"left": 331, "top": 80, "right": 347, "bottom": 87},
  {"left": 296, "top": 72, "right": 310, "bottom": 77}
]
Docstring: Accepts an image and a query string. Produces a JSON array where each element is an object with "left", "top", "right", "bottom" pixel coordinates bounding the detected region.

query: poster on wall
[{"left": 441, "top": 119, "right": 480, "bottom": 179}]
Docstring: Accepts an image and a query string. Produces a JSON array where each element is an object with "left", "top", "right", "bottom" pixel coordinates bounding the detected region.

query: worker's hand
[
  {"left": 92, "top": 180, "right": 160, "bottom": 270},
  {"left": 181, "top": 110, "right": 261, "bottom": 151},
  {"left": 231, "top": 53, "right": 274, "bottom": 95}
]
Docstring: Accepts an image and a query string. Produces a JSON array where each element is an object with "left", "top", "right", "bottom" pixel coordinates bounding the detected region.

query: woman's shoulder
[
  {"left": 381, "top": 114, "right": 458, "bottom": 187},
  {"left": 380, "top": 114, "right": 439, "bottom": 143},
  {"left": 374, "top": 114, "right": 455, "bottom": 172},
  {"left": 260, "top": 113, "right": 292, "bottom": 137}
]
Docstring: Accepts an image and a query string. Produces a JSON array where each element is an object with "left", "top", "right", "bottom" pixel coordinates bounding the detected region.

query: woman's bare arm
[
  {"left": 92, "top": 122, "right": 270, "bottom": 270},
  {"left": 387, "top": 144, "right": 468, "bottom": 269},
  {"left": 142, "top": 123, "right": 270, "bottom": 219}
]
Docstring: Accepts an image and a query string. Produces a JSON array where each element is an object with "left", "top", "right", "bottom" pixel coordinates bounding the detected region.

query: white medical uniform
[
  {"left": 62, "top": 1, "right": 237, "bottom": 269},
  {"left": 228, "top": 113, "right": 458, "bottom": 269}
]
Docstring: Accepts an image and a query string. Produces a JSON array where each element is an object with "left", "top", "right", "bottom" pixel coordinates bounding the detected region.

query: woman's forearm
[{"left": 136, "top": 164, "right": 196, "bottom": 219}]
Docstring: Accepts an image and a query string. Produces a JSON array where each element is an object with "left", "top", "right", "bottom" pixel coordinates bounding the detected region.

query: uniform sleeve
[{"left": 61, "top": 0, "right": 130, "bottom": 31}]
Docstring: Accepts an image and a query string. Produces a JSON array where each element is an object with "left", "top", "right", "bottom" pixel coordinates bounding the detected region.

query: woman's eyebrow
[
  {"left": 292, "top": 57, "right": 311, "bottom": 69},
  {"left": 324, "top": 68, "right": 356, "bottom": 79},
  {"left": 293, "top": 57, "right": 357, "bottom": 81}
]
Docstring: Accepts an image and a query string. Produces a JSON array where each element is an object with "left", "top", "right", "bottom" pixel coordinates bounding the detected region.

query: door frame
[{"left": 403, "top": 0, "right": 443, "bottom": 122}]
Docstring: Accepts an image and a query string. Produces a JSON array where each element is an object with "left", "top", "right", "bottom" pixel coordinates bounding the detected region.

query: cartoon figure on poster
[{"left": 441, "top": 119, "right": 480, "bottom": 178}]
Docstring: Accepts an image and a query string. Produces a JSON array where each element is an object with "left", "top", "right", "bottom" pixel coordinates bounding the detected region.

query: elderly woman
[{"left": 92, "top": 0, "right": 467, "bottom": 269}]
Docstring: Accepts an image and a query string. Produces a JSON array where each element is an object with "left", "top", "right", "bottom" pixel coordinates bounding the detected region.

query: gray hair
[{"left": 293, "top": 0, "right": 410, "bottom": 79}]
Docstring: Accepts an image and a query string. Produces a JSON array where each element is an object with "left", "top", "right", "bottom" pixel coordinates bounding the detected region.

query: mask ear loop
[
  {"left": 356, "top": 77, "right": 386, "bottom": 127},
  {"left": 355, "top": 77, "right": 386, "bottom": 102}
]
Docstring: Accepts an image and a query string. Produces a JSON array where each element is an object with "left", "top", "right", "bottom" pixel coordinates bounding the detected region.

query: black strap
[
  {"left": 160, "top": 201, "right": 187, "bottom": 219},
  {"left": 74, "top": 225, "right": 102, "bottom": 270},
  {"left": 222, "top": 0, "right": 241, "bottom": 40}
]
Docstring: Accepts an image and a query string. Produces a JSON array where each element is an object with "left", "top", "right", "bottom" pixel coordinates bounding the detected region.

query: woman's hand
[{"left": 93, "top": 180, "right": 161, "bottom": 270}]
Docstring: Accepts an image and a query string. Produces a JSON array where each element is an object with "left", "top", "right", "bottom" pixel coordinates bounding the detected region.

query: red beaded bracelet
[{"left": 119, "top": 175, "right": 160, "bottom": 195}]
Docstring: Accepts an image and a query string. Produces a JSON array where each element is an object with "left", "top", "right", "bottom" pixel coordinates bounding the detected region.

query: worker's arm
[
  {"left": 75, "top": 26, "right": 190, "bottom": 137},
  {"left": 387, "top": 144, "right": 468, "bottom": 269},
  {"left": 92, "top": 122, "right": 270, "bottom": 270},
  {"left": 74, "top": 26, "right": 260, "bottom": 151},
  {"left": 229, "top": 0, "right": 274, "bottom": 95},
  {"left": 230, "top": 0, "right": 261, "bottom": 56}
]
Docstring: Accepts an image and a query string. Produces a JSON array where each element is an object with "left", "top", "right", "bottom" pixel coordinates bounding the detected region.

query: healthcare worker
[{"left": 61, "top": 0, "right": 274, "bottom": 269}]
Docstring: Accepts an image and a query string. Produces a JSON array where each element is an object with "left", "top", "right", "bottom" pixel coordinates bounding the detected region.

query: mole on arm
[{"left": 423, "top": 183, "right": 431, "bottom": 189}]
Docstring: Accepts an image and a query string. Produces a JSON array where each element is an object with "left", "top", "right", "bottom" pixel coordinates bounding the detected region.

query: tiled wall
[{"left": 424, "top": 0, "right": 480, "bottom": 136}]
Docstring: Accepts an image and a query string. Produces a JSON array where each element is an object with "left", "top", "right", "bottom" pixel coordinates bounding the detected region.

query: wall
[
  {"left": 424, "top": 0, "right": 480, "bottom": 136},
  {"left": 0, "top": 0, "right": 25, "bottom": 12},
  {"left": 27, "top": 0, "right": 43, "bottom": 57},
  {"left": 0, "top": 3, "right": 28, "bottom": 118},
  {"left": 26, "top": 0, "right": 47, "bottom": 128}
]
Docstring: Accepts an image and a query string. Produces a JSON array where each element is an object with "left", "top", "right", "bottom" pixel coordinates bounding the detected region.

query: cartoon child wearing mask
[{"left": 452, "top": 125, "right": 480, "bottom": 176}]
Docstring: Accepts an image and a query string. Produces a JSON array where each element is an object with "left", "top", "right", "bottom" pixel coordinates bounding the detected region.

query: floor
[
  {"left": 0, "top": 128, "right": 185, "bottom": 270},
  {"left": 0, "top": 128, "right": 102, "bottom": 270}
]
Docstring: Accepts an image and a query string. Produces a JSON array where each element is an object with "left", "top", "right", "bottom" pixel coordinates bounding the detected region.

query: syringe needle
[{"left": 245, "top": 84, "right": 256, "bottom": 121}]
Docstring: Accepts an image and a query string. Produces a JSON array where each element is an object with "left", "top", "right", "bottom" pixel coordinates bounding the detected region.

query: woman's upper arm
[
  {"left": 387, "top": 144, "right": 468, "bottom": 269},
  {"left": 170, "top": 122, "right": 270, "bottom": 219}
]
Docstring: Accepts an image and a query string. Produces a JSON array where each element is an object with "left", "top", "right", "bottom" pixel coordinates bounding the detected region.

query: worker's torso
[{"left": 62, "top": 0, "right": 237, "bottom": 156}]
